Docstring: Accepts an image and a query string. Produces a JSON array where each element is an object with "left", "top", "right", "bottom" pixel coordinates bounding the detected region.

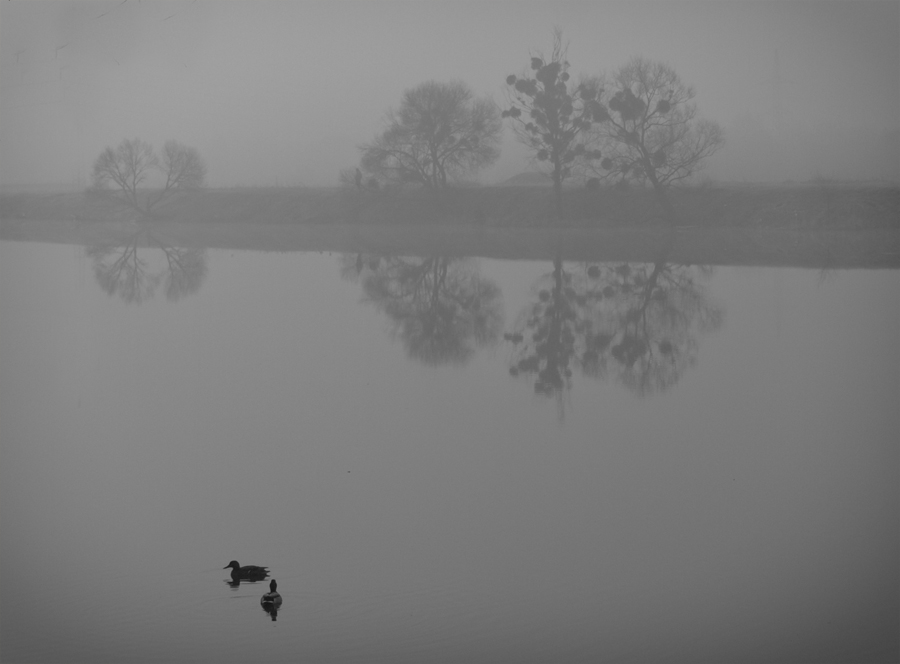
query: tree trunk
[
  {"left": 552, "top": 161, "right": 563, "bottom": 222},
  {"left": 644, "top": 160, "right": 676, "bottom": 223},
  {"left": 651, "top": 181, "right": 675, "bottom": 223}
]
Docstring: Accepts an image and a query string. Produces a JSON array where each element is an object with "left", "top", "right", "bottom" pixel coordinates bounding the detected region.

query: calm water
[{"left": 1, "top": 235, "right": 897, "bottom": 663}]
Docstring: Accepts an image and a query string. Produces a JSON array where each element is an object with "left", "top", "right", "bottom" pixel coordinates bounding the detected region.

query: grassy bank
[
  {"left": 3, "top": 183, "right": 899, "bottom": 268},
  {"left": 2, "top": 181, "right": 899, "bottom": 230},
  {"left": 3, "top": 219, "right": 899, "bottom": 269}
]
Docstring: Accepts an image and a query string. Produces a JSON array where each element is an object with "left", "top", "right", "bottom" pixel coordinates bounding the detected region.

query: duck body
[
  {"left": 223, "top": 560, "right": 270, "bottom": 582},
  {"left": 261, "top": 579, "right": 283, "bottom": 606}
]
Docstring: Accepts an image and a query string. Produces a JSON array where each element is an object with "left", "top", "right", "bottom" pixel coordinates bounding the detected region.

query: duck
[
  {"left": 260, "top": 579, "right": 283, "bottom": 606},
  {"left": 223, "top": 560, "right": 270, "bottom": 582}
]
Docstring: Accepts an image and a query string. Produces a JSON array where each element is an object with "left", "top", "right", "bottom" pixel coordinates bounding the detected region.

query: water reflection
[
  {"left": 2, "top": 238, "right": 896, "bottom": 663},
  {"left": 341, "top": 253, "right": 503, "bottom": 366},
  {"left": 86, "top": 225, "right": 207, "bottom": 304},
  {"left": 260, "top": 602, "right": 279, "bottom": 621},
  {"left": 507, "top": 232, "right": 722, "bottom": 405}
]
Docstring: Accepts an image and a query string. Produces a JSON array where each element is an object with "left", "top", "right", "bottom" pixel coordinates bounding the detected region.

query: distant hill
[{"left": 495, "top": 171, "right": 552, "bottom": 187}]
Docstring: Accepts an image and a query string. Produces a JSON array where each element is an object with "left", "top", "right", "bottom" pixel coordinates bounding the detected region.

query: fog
[{"left": 1, "top": 0, "right": 898, "bottom": 189}]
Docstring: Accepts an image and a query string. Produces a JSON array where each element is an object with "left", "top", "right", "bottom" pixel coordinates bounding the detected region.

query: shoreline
[
  {"left": 3, "top": 184, "right": 899, "bottom": 268},
  {"left": 2, "top": 182, "right": 899, "bottom": 230},
  {"left": 3, "top": 218, "right": 899, "bottom": 269}
]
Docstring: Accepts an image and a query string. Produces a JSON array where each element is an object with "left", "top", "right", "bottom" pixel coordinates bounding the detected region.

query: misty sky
[{"left": 1, "top": 0, "right": 898, "bottom": 188}]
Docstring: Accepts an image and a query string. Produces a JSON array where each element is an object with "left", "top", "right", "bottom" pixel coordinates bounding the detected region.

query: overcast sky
[{"left": 1, "top": 0, "right": 898, "bottom": 188}]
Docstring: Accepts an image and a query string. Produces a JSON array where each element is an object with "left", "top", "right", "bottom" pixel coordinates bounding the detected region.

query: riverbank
[
  {"left": 2, "top": 181, "right": 899, "bottom": 230},
  {"left": 3, "top": 218, "right": 899, "bottom": 269},
  {"left": 3, "top": 183, "right": 899, "bottom": 268}
]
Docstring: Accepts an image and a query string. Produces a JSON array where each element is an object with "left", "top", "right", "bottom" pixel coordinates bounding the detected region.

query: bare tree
[
  {"left": 91, "top": 138, "right": 206, "bottom": 213},
  {"left": 148, "top": 140, "right": 206, "bottom": 208},
  {"left": 91, "top": 138, "right": 159, "bottom": 211},
  {"left": 503, "top": 29, "right": 605, "bottom": 218},
  {"left": 592, "top": 57, "right": 724, "bottom": 220},
  {"left": 360, "top": 80, "right": 502, "bottom": 188}
]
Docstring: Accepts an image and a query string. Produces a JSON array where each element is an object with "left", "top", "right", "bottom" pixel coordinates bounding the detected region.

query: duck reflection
[
  {"left": 341, "top": 253, "right": 503, "bottom": 366},
  {"left": 261, "top": 601, "right": 279, "bottom": 621},
  {"left": 86, "top": 226, "right": 207, "bottom": 304},
  {"left": 507, "top": 231, "right": 722, "bottom": 405}
]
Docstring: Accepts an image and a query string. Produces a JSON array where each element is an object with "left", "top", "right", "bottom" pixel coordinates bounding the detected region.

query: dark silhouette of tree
[
  {"left": 506, "top": 232, "right": 722, "bottom": 407},
  {"left": 503, "top": 29, "right": 605, "bottom": 218},
  {"left": 342, "top": 254, "right": 503, "bottom": 366},
  {"left": 149, "top": 140, "right": 207, "bottom": 208},
  {"left": 91, "top": 138, "right": 158, "bottom": 213},
  {"left": 360, "top": 80, "right": 502, "bottom": 188},
  {"left": 91, "top": 138, "right": 206, "bottom": 213},
  {"left": 86, "top": 228, "right": 207, "bottom": 304},
  {"left": 592, "top": 57, "right": 723, "bottom": 220}
]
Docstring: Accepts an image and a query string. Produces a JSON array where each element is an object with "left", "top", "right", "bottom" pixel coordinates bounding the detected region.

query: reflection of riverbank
[{"left": 3, "top": 219, "right": 899, "bottom": 268}]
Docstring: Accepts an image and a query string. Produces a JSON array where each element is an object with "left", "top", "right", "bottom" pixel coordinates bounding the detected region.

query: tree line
[
  {"left": 91, "top": 30, "right": 722, "bottom": 222},
  {"left": 356, "top": 30, "right": 723, "bottom": 221}
]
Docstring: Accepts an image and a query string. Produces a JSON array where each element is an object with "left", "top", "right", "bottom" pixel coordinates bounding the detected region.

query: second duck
[{"left": 223, "top": 560, "right": 270, "bottom": 582}]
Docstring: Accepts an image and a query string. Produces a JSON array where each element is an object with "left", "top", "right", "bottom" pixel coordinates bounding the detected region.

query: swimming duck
[
  {"left": 223, "top": 560, "right": 270, "bottom": 582},
  {"left": 260, "top": 579, "right": 283, "bottom": 606}
]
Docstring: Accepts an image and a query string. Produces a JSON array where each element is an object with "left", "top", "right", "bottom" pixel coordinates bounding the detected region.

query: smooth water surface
[{"left": 1, "top": 238, "right": 897, "bottom": 663}]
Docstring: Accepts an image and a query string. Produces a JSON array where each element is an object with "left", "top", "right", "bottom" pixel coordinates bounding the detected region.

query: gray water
[{"left": 1, "top": 238, "right": 897, "bottom": 663}]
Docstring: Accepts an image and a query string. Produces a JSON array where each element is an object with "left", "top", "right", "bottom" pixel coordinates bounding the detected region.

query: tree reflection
[
  {"left": 86, "top": 227, "right": 207, "bottom": 304},
  {"left": 507, "top": 232, "right": 722, "bottom": 405},
  {"left": 506, "top": 254, "right": 578, "bottom": 396},
  {"left": 341, "top": 253, "right": 503, "bottom": 366}
]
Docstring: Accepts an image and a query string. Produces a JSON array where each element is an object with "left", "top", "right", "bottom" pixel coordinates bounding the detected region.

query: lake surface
[{"left": 1, "top": 233, "right": 897, "bottom": 663}]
